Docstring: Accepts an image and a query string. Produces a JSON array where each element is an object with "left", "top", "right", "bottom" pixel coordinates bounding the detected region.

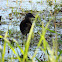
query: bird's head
[{"left": 25, "top": 13, "right": 35, "bottom": 19}]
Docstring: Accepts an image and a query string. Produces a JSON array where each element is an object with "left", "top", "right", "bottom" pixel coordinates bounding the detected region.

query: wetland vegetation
[{"left": 0, "top": 0, "right": 62, "bottom": 62}]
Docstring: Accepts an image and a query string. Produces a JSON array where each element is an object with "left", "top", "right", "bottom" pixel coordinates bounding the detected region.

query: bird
[
  {"left": 0, "top": 16, "right": 1, "bottom": 20},
  {"left": 20, "top": 13, "right": 35, "bottom": 39},
  {"left": 0, "top": 16, "right": 2, "bottom": 25}
]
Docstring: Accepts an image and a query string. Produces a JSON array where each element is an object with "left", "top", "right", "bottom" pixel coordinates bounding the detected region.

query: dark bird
[
  {"left": 0, "top": 16, "right": 1, "bottom": 20},
  {"left": 20, "top": 13, "right": 35, "bottom": 39},
  {"left": 0, "top": 16, "right": 2, "bottom": 25}
]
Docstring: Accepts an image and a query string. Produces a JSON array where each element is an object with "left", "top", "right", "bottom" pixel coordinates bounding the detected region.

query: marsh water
[{"left": 0, "top": 0, "right": 62, "bottom": 62}]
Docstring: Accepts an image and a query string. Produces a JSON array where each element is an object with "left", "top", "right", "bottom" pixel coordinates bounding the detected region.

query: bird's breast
[{"left": 20, "top": 21, "right": 32, "bottom": 35}]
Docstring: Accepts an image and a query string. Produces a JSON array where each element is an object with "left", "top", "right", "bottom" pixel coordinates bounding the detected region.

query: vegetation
[{"left": 0, "top": 0, "right": 62, "bottom": 62}]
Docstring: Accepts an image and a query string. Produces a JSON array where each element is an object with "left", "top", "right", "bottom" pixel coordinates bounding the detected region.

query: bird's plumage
[{"left": 20, "top": 13, "right": 35, "bottom": 35}]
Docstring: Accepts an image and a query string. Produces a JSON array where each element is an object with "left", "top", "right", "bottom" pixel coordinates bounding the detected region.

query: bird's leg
[{"left": 26, "top": 34, "right": 27, "bottom": 41}]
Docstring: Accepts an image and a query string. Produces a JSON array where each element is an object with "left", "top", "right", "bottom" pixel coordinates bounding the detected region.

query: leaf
[
  {"left": 58, "top": 40, "right": 62, "bottom": 44},
  {"left": 0, "top": 35, "right": 3, "bottom": 38}
]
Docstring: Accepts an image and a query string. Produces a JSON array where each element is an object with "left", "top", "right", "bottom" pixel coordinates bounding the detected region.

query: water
[{"left": 0, "top": 0, "right": 62, "bottom": 62}]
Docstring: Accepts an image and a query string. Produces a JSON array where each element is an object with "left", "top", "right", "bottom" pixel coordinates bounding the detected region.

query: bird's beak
[{"left": 33, "top": 16, "right": 35, "bottom": 18}]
